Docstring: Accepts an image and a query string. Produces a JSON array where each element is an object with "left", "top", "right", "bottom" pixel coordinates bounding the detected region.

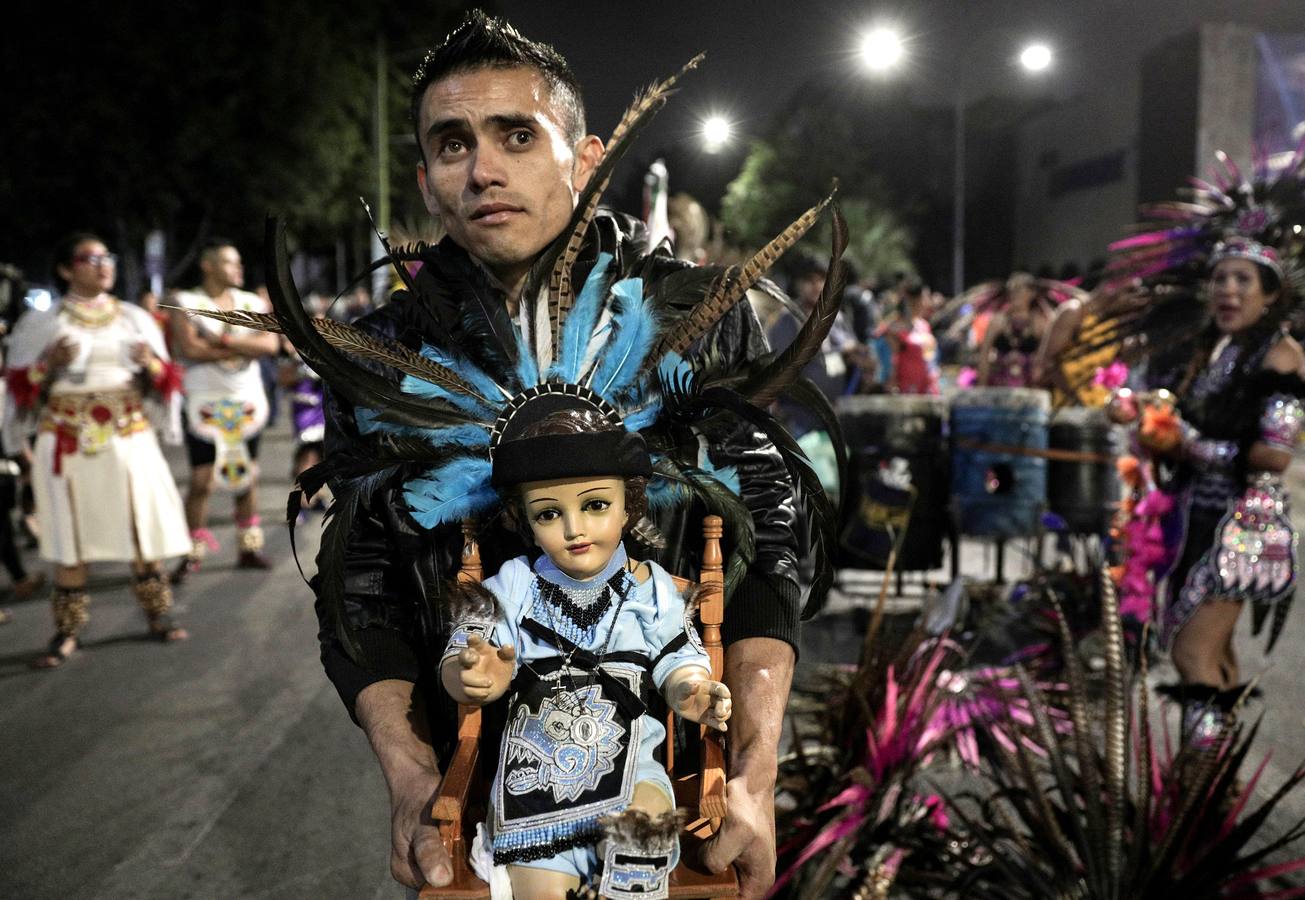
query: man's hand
[
  {"left": 356, "top": 680, "right": 452, "bottom": 891},
  {"left": 699, "top": 636, "right": 794, "bottom": 899},
  {"left": 44, "top": 336, "right": 79, "bottom": 370},
  {"left": 701, "top": 775, "right": 778, "bottom": 898},
  {"left": 385, "top": 761, "right": 451, "bottom": 890},
  {"left": 442, "top": 634, "right": 515, "bottom": 705},
  {"left": 669, "top": 677, "right": 731, "bottom": 731}
]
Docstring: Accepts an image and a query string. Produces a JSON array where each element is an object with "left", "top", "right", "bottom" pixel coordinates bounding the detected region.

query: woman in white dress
[{"left": 5, "top": 233, "right": 192, "bottom": 667}]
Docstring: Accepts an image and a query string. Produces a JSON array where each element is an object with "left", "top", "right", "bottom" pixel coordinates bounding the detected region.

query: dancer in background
[
  {"left": 1092, "top": 149, "right": 1305, "bottom": 748},
  {"left": 6, "top": 233, "right": 190, "bottom": 667},
  {"left": 169, "top": 239, "right": 279, "bottom": 580}
]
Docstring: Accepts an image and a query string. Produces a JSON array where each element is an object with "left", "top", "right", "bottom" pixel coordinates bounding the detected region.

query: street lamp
[
  {"left": 859, "top": 26, "right": 905, "bottom": 73},
  {"left": 702, "top": 114, "right": 733, "bottom": 153},
  {"left": 1019, "top": 43, "right": 1053, "bottom": 73}
]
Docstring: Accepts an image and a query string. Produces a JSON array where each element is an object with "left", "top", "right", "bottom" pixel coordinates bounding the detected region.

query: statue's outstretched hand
[
  {"left": 449, "top": 634, "right": 515, "bottom": 705},
  {"left": 671, "top": 677, "right": 732, "bottom": 731}
]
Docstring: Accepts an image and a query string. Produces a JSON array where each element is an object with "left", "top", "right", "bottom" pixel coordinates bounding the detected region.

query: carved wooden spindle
[
  {"left": 697, "top": 515, "right": 727, "bottom": 821},
  {"left": 427, "top": 522, "right": 489, "bottom": 899}
]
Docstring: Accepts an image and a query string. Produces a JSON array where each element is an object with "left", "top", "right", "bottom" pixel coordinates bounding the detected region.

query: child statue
[{"left": 440, "top": 397, "right": 731, "bottom": 899}]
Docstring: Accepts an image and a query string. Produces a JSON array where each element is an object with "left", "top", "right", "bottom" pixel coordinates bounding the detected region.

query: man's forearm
[
  {"left": 356, "top": 679, "right": 440, "bottom": 790},
  {"left": 723, "top": 637, "right": 794, "bottom": 788}
]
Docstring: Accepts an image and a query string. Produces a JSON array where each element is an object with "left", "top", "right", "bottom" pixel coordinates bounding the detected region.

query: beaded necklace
[
  {"left": 532, "top": 544, "right": 632, "bottom": 646},
  {"left": 63, "top": 294, "right": 120, "bottom": 330},
  {"left": 528, "top": 544, "right": 637, "bottom": 710}
]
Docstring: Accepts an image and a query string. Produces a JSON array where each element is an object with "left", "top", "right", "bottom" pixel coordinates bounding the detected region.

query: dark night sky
[{"left": 494, "top": 0, "right": 1305, "bottom": 210}]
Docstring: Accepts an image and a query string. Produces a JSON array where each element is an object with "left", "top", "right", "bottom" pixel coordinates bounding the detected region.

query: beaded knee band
[
  {"left": 132, "top": 573, "right": 173, "bottom": 618},
  {"left": 52, "top": 587, "right": 90, "bottom": 637},
  {"left": 237, "top": 525, "right": 265, "bottom": 553}
]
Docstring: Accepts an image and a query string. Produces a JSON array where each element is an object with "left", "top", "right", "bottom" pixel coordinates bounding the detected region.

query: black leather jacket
[{"left": 314, "top": 213, "right": 800, "bottom": 755}]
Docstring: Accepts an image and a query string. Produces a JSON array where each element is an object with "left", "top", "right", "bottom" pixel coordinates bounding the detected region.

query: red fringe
[
  {"left": 6, "top": 367, "right": 42, "bottom": 410},
  {"left": 151, "top": 361, "right": 183, "bottom": 399}
]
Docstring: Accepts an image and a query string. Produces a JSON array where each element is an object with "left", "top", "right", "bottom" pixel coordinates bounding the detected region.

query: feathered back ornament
[
  {"left": 932, "top": 274, "right": 1085, "bottom": 343},
  {"left": 183, "top": 56, "right": 849, "bottom": 629}
]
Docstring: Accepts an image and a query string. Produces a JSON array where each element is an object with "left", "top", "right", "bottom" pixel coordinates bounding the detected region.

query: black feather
[
  {"left": 263, "top": 217, "right": 472, "bottom": 430},
  {"left": 739, "top": 202, "right": 849, "bottom": 407}
]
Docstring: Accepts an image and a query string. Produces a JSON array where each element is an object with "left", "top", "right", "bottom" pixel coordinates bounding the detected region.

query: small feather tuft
[
  {"left": 403, "top": 457, "right": 499, "bottom": 529},
  {"left": 589, "top": 277, "right": 656, "bottom": 400}
]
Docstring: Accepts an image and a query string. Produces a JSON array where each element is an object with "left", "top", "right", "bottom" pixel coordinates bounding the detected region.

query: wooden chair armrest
[
  {"left": 698, "top": 728, "right": 728, "bottom": 821},
  {"left": 432, "top": 735, "right": 478, "bottom": 822}
]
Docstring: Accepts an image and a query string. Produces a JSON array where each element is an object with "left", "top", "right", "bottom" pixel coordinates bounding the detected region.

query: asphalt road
[{"left": 2, "top": 421, "right": 1303, "bottom": 898}]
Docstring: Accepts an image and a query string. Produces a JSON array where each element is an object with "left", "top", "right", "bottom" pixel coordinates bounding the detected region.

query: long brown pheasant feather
[
  {"left": 546, "top": 53, "right": 706, "bottom": 349},
  {"left": 1100, "top": 567, "right": 1126, "bottom": 882},
  {"left": 652, "top": 189, "right": 833, "bottom": 361},
  {"left": 178, "top": 306, "right": 490, "bottom": 404},
  {"left": 164, "top": 306, "right": 284, "bottom": 334}
]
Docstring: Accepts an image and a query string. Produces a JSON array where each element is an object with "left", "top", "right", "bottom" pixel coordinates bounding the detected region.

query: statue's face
[{"left": 520, "top": 475, "right": 627, "bottom": 581}]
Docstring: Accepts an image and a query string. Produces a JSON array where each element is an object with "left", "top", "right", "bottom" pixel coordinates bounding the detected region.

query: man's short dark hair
[
  {"left": 410, "top": 11, "right": 586, "bottom": 164},
  {"left": 200, "top": 237, "right": 237, "bottom": 260}
]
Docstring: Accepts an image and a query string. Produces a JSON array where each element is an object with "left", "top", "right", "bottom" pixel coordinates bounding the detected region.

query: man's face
[
  {"left": 415, "top": 66, "right": 601, "bottom": 291},
  {"left": 795, "top": 273, "right": 825, "bottom": 308},
  {"left": 202, "top": 247, "right": 244, "bottom": 290}
]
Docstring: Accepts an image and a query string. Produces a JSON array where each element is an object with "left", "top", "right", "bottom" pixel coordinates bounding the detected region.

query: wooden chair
[{"left": 422, "top": 516, "right": 739, "bottom": 899}]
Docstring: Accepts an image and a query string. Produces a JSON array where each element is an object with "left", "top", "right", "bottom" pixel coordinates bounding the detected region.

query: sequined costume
[
  {"left": 442, "top": 545, "right": 707, "bottom": 878},
  {"left": 1147, "top": 330, "right": 1305, "bottom": 652}
]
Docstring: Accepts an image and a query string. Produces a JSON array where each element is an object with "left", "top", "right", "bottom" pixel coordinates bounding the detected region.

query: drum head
[
  {"left": 836, "top": 395, "right": 947, "bottom": 417},
  {"left": 949, "top": 386, "right": 1050, "bottom": 411}
]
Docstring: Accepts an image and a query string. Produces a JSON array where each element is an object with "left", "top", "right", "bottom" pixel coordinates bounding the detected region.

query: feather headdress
[
  {"left": 1063, "top": 142, "right": 1305, "bottom": 370},
  {"left": 185, "top": 57, "right": 848, "bottom": 636}
]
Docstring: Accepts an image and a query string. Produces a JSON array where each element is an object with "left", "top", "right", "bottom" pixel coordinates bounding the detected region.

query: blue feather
[
  {"left": 427, "top": 423, "right": 491, "bottom": 449},
  {"left": 590, "top": 277, "right": 654, "bottom": 400},
  {"left": 623, "top": 396, "right": 662, "bottom": 431},
  {"left": 403, "top": 456, "right": 498, "bottom": 528},
  {"left": 354, "top": 408, "right": 490, "bottom": 449},
  {"left": 413, "top": 344, "right": 506, "bottom": 398},
  {"left": 698, "top": 455, "right": 741, "bottom": 495},
  {"left": 401, "top": 344, "right": 503, "bottom": 416},
  {"left": 646, "top": 473, "right": 689, "bottom": 510},
  {"left": 401, "top": 376, "right": 495, "bottom": 416},
  {"left": 658, "top": 351, "right": 694, "bottom": 390},
  {"left": 356, "top": 406, "right": 428, "bottom": 438},
  {"left": 550, "top": 252, "right": 613, "bottom": 382}
]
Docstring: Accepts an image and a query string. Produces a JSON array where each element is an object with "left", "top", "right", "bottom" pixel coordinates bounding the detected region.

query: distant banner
[{"left": 1255, "top": 32, "right": 1305, "bottom": 156}]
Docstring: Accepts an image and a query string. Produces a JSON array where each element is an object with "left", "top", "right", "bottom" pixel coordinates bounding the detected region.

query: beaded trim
[
  {"left": 1259, "top": 393, "right": 1304, "bottom": 452},
  {"left": 532, "top": 545, "right": 633, "bottom": 644}
]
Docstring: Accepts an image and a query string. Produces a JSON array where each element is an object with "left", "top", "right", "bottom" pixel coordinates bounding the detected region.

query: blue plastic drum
[{"left": 950, "top": 387, "right": 1050, "bottom": 538}]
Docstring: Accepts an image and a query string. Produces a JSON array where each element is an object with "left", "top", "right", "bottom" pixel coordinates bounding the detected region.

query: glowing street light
[
  {"left": 1019, "top": 42, "right": 1053, "bottom": 72},
  {"left": 859, "top": 27, "right": 905, "bottom": 72},
  {"left": 702, "top": 115, "right": 732, "bottom": 152}
]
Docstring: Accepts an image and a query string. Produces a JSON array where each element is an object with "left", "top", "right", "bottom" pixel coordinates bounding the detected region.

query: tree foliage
[
  {"left": 0, "top": 0, "right": 472, "bottom": 292},
  {"left": 717, "top": 69, "right": 943, "bottom": 286}
]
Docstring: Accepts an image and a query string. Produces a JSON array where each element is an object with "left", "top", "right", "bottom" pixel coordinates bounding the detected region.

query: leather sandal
[
  {"left": 32, "top": 633, "right": 79, "bottom": 669},
  {"left": 147, "top": 613, "right": 189, "bottom": 642}
]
